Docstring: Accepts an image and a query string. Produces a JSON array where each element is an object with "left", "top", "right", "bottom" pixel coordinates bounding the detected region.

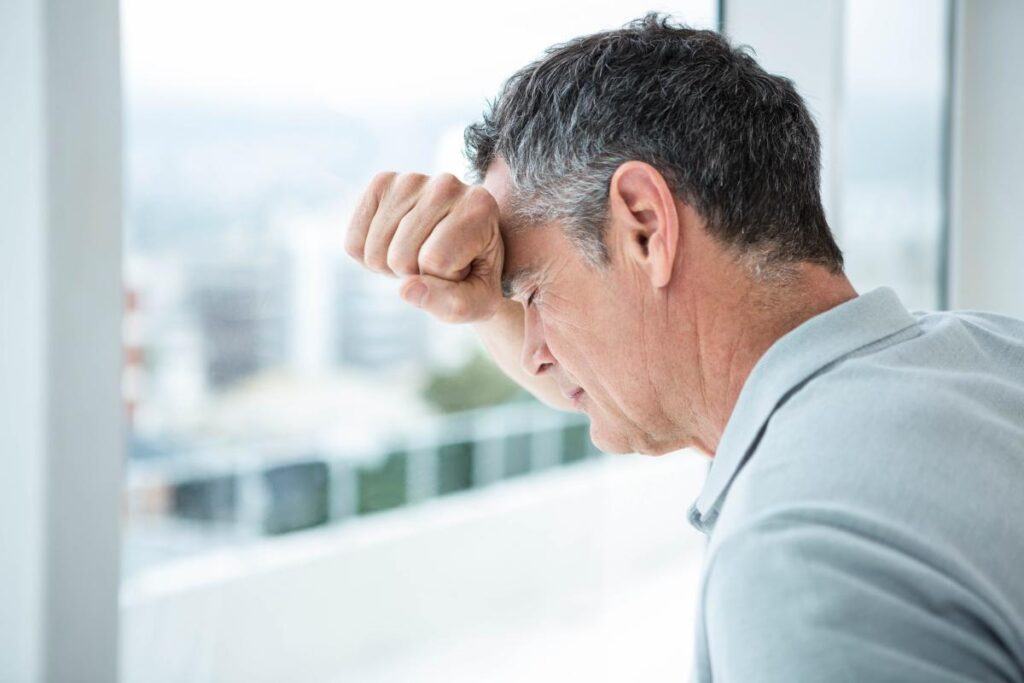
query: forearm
[{"left": 474, "top": 299, "right": 574, "bottom": 412}]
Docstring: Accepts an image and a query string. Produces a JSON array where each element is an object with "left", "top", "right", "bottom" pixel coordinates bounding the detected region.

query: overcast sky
[{"left": 122, "top": 0, "right": 717, "bottom": 114}]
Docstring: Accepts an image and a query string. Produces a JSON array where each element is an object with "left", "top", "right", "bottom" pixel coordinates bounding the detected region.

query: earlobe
[{"left": 608, "top": 161, "right": 680, "bottom": 290}]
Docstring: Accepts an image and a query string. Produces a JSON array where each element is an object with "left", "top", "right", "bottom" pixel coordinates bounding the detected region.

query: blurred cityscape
[{"left": 120, "top": 98, "right": 598, "bottom": 577}]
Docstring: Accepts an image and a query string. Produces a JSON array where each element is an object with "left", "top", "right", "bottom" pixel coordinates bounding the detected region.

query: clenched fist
[{"left": 344, "top": 171, "right": 504, "bottom": 324}]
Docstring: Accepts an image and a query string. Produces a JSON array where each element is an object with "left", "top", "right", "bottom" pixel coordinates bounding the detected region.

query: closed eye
[{"left": 527, "top": 289, "right": 538, "bottom": 307}]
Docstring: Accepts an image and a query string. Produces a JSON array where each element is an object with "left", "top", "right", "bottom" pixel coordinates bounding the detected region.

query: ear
[{"left": 607, "top": 161, "right": 680, "bottom": 289}]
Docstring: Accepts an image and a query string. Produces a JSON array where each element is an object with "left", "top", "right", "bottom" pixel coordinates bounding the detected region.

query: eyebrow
[{"left": 501, "top": 266, "right": 539, "bottom": 300}]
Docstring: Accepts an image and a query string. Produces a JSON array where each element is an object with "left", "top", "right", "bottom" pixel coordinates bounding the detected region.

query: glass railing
[{"left": 123, "top": 401, "right": 597, "bottom": 577}]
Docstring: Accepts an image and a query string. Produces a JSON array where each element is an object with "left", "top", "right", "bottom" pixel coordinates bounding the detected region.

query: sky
[
  {"left": 844, "top": 0, "right": 947, "bottom": 96},
  {"left": 121, "top": 0, "right": 718, "bottom": 114}
]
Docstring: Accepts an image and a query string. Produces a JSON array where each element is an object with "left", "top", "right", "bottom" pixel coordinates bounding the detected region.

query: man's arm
[
  {"left": 698, "top": 508, "right": 1017, "bottom": 682},
  {"left": 474, "top": 298, "right": 573, "bottom": 412},
  {"left": 344, "top": 171, "right": 574, "bottom": 413}
]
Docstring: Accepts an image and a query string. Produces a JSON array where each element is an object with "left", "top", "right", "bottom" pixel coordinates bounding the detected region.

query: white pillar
[
  {"left": 948, "top": 0, "right": 1024, "bottom": 318},
  {"left": 0, "top": 1, "right": 123, "bottom": 681}
]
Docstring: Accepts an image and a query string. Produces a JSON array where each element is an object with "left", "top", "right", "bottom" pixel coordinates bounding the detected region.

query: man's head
[{"left": 468, "top": 14, "right": 852, "bottom": 455}]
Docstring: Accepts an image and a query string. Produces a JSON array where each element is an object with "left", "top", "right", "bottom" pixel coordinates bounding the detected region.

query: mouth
[{"left": 567, "top": 387, "right": 585, "bottom": 407}]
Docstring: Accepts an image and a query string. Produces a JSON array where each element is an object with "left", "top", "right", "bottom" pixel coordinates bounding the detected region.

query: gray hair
[{"left": 464, "top": 12, "right": 844, "bottom": 274}]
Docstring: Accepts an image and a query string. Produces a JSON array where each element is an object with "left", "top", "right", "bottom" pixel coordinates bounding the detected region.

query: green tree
[{"left": 422, "top": 351, "right": 526, "bottom": 413}]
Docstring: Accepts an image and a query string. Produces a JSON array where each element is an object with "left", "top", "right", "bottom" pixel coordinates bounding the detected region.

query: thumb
[{"left": 400, "top": 273, "right": 498, "bottom": 324}]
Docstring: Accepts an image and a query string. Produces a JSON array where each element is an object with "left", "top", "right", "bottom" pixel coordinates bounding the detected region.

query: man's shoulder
[
  {"left": 696, "top": 307, "right": 1024, "bottom": 682},
  {"left": 917, "top": 305, "right": 1024, "bottom": 343},
  {"left": 773, "top": 304, "right": 1024, "bottom": 451},
  {"left": 713, "top": 311, "right": 1024, "bottom": 542}
]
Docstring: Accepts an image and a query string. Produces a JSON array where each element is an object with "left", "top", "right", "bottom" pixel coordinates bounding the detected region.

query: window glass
[
  {"left": 839, "top": 0, "right": 952, "bottom": 309},
  {"left": 120, "top": 2, "right": 716, "bottom": 681}
]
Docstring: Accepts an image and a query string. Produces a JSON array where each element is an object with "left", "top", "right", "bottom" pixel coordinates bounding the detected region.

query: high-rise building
[
  {"left": 335, "top": 259, "right": 428, "bottom": 370},
  {"left": 187, "top": 253, "right": 290, "bottom": 389}
]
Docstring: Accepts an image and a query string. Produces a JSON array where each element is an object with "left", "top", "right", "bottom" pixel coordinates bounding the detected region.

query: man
[{"left": 345, "top": 13, "right": 1024, "bottom": 682}]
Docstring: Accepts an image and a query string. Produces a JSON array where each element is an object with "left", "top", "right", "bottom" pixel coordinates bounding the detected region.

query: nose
[{"left": 520, "top": 304, "right": 556, "bottom": 376}]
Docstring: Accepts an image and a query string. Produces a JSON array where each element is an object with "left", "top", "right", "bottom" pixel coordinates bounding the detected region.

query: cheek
[
  {"left": 545, "top": 319, "right": 615, "bottom": 393},
  {"left": 541, "top": 316, "right": 590, "bottom": 379},
  {"left": 542, "top": 287, "right": 630, "bottom": 391}
]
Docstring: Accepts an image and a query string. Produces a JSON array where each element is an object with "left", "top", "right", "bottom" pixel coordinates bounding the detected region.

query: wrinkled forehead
[
  {"left": 482, "top": 157, "right": 556, "bottom": 238},
  {"left": 483, "top": 158, "right": 536, "bottom": 296}
]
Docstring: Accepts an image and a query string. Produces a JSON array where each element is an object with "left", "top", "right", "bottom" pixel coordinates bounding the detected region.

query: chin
[
  {"left": 587, "top": 420, "right": 636, "bottom": 455},
  {"left": 585, "top": 419, "right": 655, "bottom": 456},
  {"left": 635, "top": 443, "right": 680, "bottom": 457},
  {"left": 638, "top": 433, "right": 697, "bottom": 456},
  {"left": 589, "top": 419, "right": 687, "bottom": 457}
]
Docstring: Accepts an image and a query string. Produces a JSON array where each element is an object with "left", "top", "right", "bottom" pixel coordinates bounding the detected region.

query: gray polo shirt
[{"left": 688, "top": 287, "right": 1024, "bottom": 682}]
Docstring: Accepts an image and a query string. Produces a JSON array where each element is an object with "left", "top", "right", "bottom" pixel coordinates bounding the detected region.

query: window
[
  {"left": 119, "top": 2, "right": 716, "bottom": 681},
  {"left": 838, "top": 0, "right": 952, "bottom": 310}
]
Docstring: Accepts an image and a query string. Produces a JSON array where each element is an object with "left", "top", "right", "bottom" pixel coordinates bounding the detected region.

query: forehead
[
  {"left": 481, "top": 158, "right": 532, "bottom": 242},
  {"left": 498, "top": 222, "right": 557, "bottom": 299},
  {"left": 482, "top": 159, "right": 563, "bottom": 298}
]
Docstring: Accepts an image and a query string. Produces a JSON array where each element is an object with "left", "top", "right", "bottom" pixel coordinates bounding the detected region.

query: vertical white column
[
  {"left": 722, "top": 0, "right": 846, "bottom": 235},
  {"left": 0, "top": 3, "right": 47, "bottom": 679},
  {"left": 948, "top": 0, "right": 1024, "bottom": 318},
  {"left": 0, "top": 1, "right": 124, "bottom": 681}
]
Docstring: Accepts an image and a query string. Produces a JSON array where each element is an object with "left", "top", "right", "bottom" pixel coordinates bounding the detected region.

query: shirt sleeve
[{"left": 700, "top": 508, "right": 1020, "bottom": 683}]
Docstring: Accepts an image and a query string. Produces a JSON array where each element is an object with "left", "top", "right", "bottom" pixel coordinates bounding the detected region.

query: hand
[{"left": 344, "top": 172, "right": 504, "bottom": 324}]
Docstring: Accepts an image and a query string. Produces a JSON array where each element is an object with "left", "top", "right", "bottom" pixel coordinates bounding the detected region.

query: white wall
[
  {"left": 121, "top": 455, "right": 708, "bottom": 683},
  {"left": 949, "top": 0, "right": 1024, "bottom": 318},
  {"left": 0, "top": 1, "right": 123, "bottom": 681}
]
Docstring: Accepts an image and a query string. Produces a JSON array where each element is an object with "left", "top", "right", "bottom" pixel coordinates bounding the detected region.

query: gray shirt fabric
[{"left": 687, "top": 287, "right": 1024, "bottom": 682}]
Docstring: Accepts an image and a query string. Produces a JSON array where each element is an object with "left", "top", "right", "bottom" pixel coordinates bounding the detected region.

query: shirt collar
[{"left": 687, "top": 287, "right": 918, "bottom": 535}]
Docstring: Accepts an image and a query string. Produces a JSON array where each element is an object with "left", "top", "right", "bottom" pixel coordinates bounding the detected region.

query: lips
[{"left": 557, "top": 380, "right": 584, "bottom": 404}]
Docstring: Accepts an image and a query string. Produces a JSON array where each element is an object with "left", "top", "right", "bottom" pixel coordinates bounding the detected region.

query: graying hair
[{"left": 464, "top": 12, "right": 844, "bottom": 274}]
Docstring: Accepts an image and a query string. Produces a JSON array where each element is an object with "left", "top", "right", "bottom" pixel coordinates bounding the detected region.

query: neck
[{"left": 682, "top": 263, "right": 857, "bottom": 456}]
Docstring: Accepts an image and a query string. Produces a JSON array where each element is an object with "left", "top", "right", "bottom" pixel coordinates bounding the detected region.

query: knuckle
[
  {"left": 424, "top": 173, "right": 462, "bottom": 204},
  {"left": 395, "top": 212, "right": 418, "bottom": 236},
  {"left": 363, "top": 244, "right": 390, "bottom": 273},
  {"left": 433, "top": 172, "right": 462, "bottom": 193},
  {"left": 464, "top": 183, "right": 496, "bottom": 209},
  {"left": 389, "top": 215, "right": 424, "bottom": 274},
  {"left": 386, "top": 248, "right": 418, "bottom": 276},
  {"left": 463, "top": 186, "right": 500, "bottom": 229},
  {"left": 418, "top": 248, "right": 449, "bottom": 275},
  {"left": 370, "top": 171, "right": 397, "bottom": 194},
  {"left": 393, "top": 172, "right": 428, "bottom": 196}
]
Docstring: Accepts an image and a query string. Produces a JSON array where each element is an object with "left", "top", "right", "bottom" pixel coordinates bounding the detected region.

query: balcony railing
[{"left": 124, "top": 401, "right": 598, "bottom": 574}]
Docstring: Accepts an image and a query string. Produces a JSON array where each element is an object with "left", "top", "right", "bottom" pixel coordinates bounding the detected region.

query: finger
[
  {"left": 417, "top": 186, "right": 497, "bottom": 280},
  {"left": 400, "top": 273, "right": 499, "bottom": 324},
  {"left": 386, "top": 176, "right": 464, "bottom": 276},
  {"left": 363, "top": 173, "right": 429, "bottom": 275},
  {"left": 344, "top": 171, "right": 393, "bottom": 262}
]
